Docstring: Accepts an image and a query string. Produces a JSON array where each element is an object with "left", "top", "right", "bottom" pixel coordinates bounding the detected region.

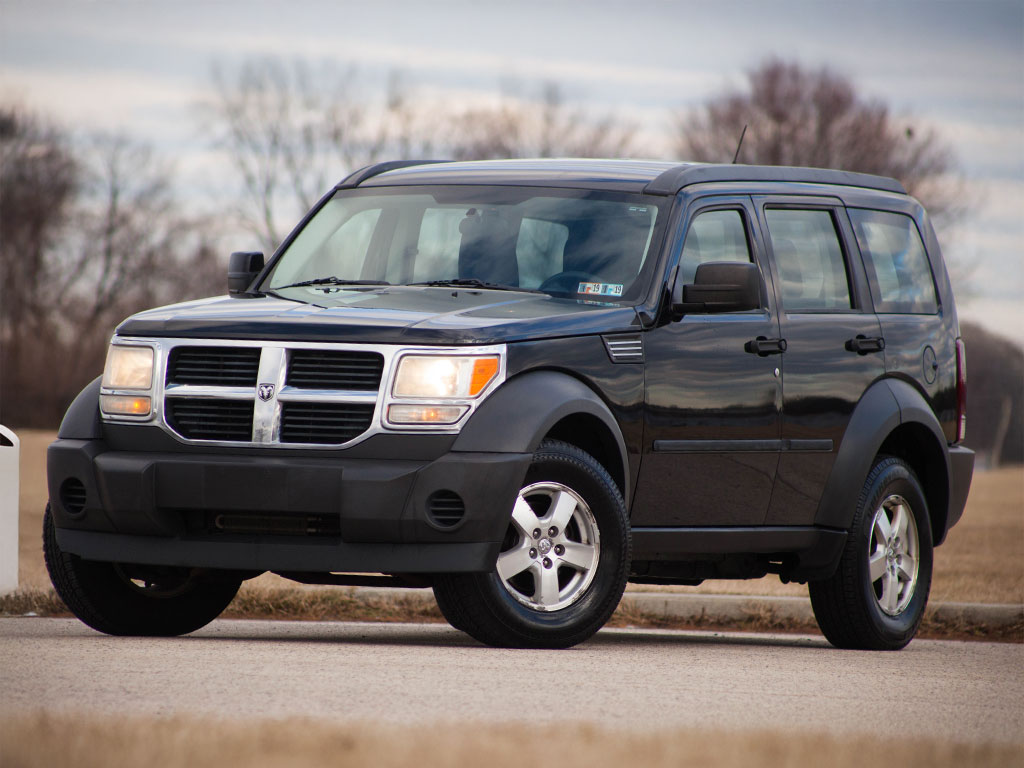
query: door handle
[
  {"left": 745, "top": 336, "right": 787, "bottom": 356},
  {"left": 845, "top": 335, "right": 885, "bottom": 354}
]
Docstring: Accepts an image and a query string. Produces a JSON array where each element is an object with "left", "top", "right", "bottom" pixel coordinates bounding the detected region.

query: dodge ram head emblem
[{"left": 257, "top": 383, "right": 275, "bottom": 401}]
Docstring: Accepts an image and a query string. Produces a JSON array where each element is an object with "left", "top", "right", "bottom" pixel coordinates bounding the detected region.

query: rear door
[
  {"left": 756, "top": 198, "right": 885, "bottom": 526},
  {"left": 847, "top": 207, "right": 955, "bottom": 437}
]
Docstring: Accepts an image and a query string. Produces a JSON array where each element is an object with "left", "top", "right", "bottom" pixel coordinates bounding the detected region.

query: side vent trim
[{"left": 602, "top": 335, "right": 644, "bottom": 364}]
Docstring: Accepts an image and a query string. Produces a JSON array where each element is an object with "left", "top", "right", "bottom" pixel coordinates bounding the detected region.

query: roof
[{"left": 336, "top": 158, "right": 907, "bottom": 196}]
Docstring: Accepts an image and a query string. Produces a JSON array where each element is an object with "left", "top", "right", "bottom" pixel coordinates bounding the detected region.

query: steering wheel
[{"left": 538, "top": 271, "right": 604, "bottom": 294}]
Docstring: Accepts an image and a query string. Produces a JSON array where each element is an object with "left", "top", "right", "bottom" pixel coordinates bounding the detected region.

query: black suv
[{"left": 45, "top": 159, "right": 973, "bottom": 649}]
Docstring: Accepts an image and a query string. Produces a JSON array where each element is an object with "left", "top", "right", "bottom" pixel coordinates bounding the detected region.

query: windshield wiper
[
  {"left": 272, "top": 276, "right": 390, "bottom": 290},
  {"left": 410, "top": 278, "right": 544, "bottom": 294}
]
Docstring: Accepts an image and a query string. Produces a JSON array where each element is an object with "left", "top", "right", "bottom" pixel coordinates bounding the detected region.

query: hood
[{"left": 115, "top": 286, "right": 642, "bottom": 345}]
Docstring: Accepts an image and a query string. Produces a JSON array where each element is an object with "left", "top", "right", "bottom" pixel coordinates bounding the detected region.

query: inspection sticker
[{"left": 577, "top": 282, "right": 624, "bottom": 296}]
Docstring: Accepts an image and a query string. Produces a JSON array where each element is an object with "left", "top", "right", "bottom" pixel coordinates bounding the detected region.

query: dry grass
[
  {"left": 930, "top": 467, "right": 1024, "bottom": 604},
  {"left": 0, "top": 711, "right": 1019, "bottom": 768},
  {"left": 222, "top": 582, "right": 444, "bottom": 623},
  {"left": 12, "top": 429, "right": 1024, "bottom": 604},
  {"left": 15, "top": 431, "right": 53, "bottom": 589},
  {"left": 5, "top": 580, "right": 1019, "bottom": 642}
]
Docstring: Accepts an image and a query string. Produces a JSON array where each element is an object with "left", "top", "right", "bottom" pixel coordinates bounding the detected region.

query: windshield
[{"left": 263, "top": 186, "right": 665, "bottom": 302}]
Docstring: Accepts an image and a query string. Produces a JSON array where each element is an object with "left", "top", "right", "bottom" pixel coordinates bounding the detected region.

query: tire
[
  {"left": 43, "top": 504, "right": 241, "bottom": 636},
  {"left": 432, "top": 580, "right": 469, "bottom": 633},
  {"left": 809, "top": 457, "right": 933, "bottom": 650},
  {"left": 433, "top": 440, "right": 630, "bottom": 648}
]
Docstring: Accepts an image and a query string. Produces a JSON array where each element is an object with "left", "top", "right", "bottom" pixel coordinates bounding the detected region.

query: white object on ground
[{"left": 0, "top": 425, "right": 20, "bottom": 594}]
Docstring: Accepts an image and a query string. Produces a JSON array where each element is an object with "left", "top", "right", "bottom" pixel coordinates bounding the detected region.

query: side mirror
[
  {"left": 672, "top": 261, "right": 762, "bottom": 317},
  {"left": 228, "top": 251, "right": 264, "bottom": 297}
]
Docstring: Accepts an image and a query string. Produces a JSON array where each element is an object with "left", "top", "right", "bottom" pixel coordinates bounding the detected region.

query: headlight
[
  {"left": 393, "top": 355, "right": 499, "bottom": 399},
  {"left": 101, "top": 344, "right": 154, "bottom": 418},
  {"left": 387, "top": 352, "right": 502, "bottom": 427},
  {"left": 102, "top": 345, "right": 154, "bottom": 389}
]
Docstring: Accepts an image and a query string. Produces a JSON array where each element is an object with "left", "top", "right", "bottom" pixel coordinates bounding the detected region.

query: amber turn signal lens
[
  {"left": 469, "top": 357, "right": 499, "bottom": 396},
  {"left": 100, "top": 395, "right": 152, "bottom": 417},
  {"left": 388, "top": 404, "right": 467, "bottom": 425}
]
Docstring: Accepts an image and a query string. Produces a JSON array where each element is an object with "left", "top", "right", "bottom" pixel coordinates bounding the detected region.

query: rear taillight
[{"left": 955, "top": 337, "right": 967, "bottom": 442}]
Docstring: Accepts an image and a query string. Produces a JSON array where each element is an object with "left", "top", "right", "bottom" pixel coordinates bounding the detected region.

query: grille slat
[
  {"left": 60, "top": 478, "right": 88, "bottom": 515},
  {"left": 280, "top": 402, "right": 375, "bottom": 444},
  {"left": 287, "top": 350, "right": 384, "bottom": 390},
  {"left": 427, "top": 490, "right": 465, "bottom": 527},
  {"left": 167, "top": 399, "right": 254, "bottom": 441},
  {"left": 167, "top": 348, "right": 261, "bottom": 386}
]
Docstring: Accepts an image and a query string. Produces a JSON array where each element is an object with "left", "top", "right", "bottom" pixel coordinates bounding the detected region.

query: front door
[{"left": 632, "top": 197, "right": 782, "bottom": 527}]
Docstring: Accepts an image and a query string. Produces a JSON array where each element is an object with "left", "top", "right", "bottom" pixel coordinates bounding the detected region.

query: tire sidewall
[
  {"left": 853, "top": 460, "right": 934, "bottom": 644},
  {"left": 480, "top": 443, "right": 629, "bottom": 642}
]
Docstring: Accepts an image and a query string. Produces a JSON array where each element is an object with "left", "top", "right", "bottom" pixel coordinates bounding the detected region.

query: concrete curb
[
  {"left": 619, "top": 593, "right": 1024, "bottom": 628},
  {"left": 347, "top": 587, "right": 1024, "bottom": 630}
]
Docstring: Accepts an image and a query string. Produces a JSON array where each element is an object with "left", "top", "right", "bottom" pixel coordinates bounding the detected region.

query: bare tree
[
  {"left": 960, "top": 321, "right": 1024, "bottom": 467},
  {"left": 0, "top": 107, "right": 81, "bottom": 425},
  {"left": 676, "top": 59, "right": 963, "bottom": 224},
  {"left": 52, "top": 137, "right": 221, "bottom": 394},
  {"left": 0, "top": 106, "right": 222, "bottom": 427},
  {"left": 202, "top": 58, "right": 428, "bottom": 252},
  {"left": 448, "top": 82, "right": 636, "bottom": 161},
  {"left": 202, "top": 60, "right": 638, "bottom": 250}
]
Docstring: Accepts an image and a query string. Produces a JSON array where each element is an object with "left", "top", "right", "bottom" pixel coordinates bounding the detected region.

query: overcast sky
[{"left": 1, "top": 0, "right": 1021, "bottom": 336}]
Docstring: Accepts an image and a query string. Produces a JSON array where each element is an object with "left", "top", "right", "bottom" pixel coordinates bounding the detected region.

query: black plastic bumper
[
  {"left": 945, "top": 444, "right": 975, "bottom": 534},
  {"left": 48, "top": 437, "right": 532, "bottom": 574}
]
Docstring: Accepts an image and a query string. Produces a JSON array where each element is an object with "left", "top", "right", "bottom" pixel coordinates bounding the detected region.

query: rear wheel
[
  {"left": 809, "top": 457, "right": 933, "bottom": 650},
  {"left": 43, "top": 504, "right": 241, "bottom": 636},
  {"left": 433, "top": 440, "right": 629, "bottom": 648}
]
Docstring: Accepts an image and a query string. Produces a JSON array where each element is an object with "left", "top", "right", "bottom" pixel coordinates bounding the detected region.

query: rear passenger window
[
  {"left": 849, "top": 209, "right": 938, "bottom": 314},
  {"left": 765, "top": 209, "right": 851, "bottom": 311},
  {"left": 680, "top": 209, "right": 752, "bottom": 284}
]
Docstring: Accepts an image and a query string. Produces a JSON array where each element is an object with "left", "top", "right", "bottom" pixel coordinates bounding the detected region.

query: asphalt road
[{"left": 1, "top": 618, "right": 1021, "bottom": 744}]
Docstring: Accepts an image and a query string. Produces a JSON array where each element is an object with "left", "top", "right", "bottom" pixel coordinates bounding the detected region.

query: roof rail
[
  {"left": 336, "top": 160, "right": 449, "bottom": 189},
  {"left": 645, "top": 164, "right": 907, "bottom": 196}
]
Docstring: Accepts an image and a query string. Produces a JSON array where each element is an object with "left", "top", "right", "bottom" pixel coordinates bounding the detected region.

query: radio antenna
[{"left": 731, "top": 124, "right": 748, "bottom": 164}]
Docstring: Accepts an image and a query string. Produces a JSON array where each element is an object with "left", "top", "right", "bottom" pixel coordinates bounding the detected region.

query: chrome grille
[
  {"left": 161, "top": 341, "right": 384, "bottom": 447},
  {"left": 167, "top": 347, "right": 260, "bottom": 386},
  {"left": 280, "top": 402, "right": 375, "bottom": 444},
  {"left": 286, "top": 350, "right": 384, "bottom": 390},
  {"left": 166, "top": 399, "right": 254, "bottom": 441}
]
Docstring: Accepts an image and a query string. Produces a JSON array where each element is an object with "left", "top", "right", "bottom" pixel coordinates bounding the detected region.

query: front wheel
[
  {"left": 433, "top": 440, "right": 630, "bottom": 648},
  {"left": 809, "top": 457, "right": 934, "bottom": 650},
  {"left": 43, "top": 504, "right": 241, "bottom": 636}
]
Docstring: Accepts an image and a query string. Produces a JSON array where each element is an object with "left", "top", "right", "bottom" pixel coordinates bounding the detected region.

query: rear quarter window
[{"left": 849, "top": 209, "right": 938, "bottom": 314}]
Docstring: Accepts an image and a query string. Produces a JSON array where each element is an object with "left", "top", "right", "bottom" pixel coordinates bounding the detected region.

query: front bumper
[{"left": 48, "top": 436, "right": 531, "bottom": 574}]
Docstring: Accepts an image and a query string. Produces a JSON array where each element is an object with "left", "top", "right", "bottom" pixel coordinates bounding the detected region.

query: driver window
[{"left": 680, "top": 209, "right": 752, "bottom": 284}]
